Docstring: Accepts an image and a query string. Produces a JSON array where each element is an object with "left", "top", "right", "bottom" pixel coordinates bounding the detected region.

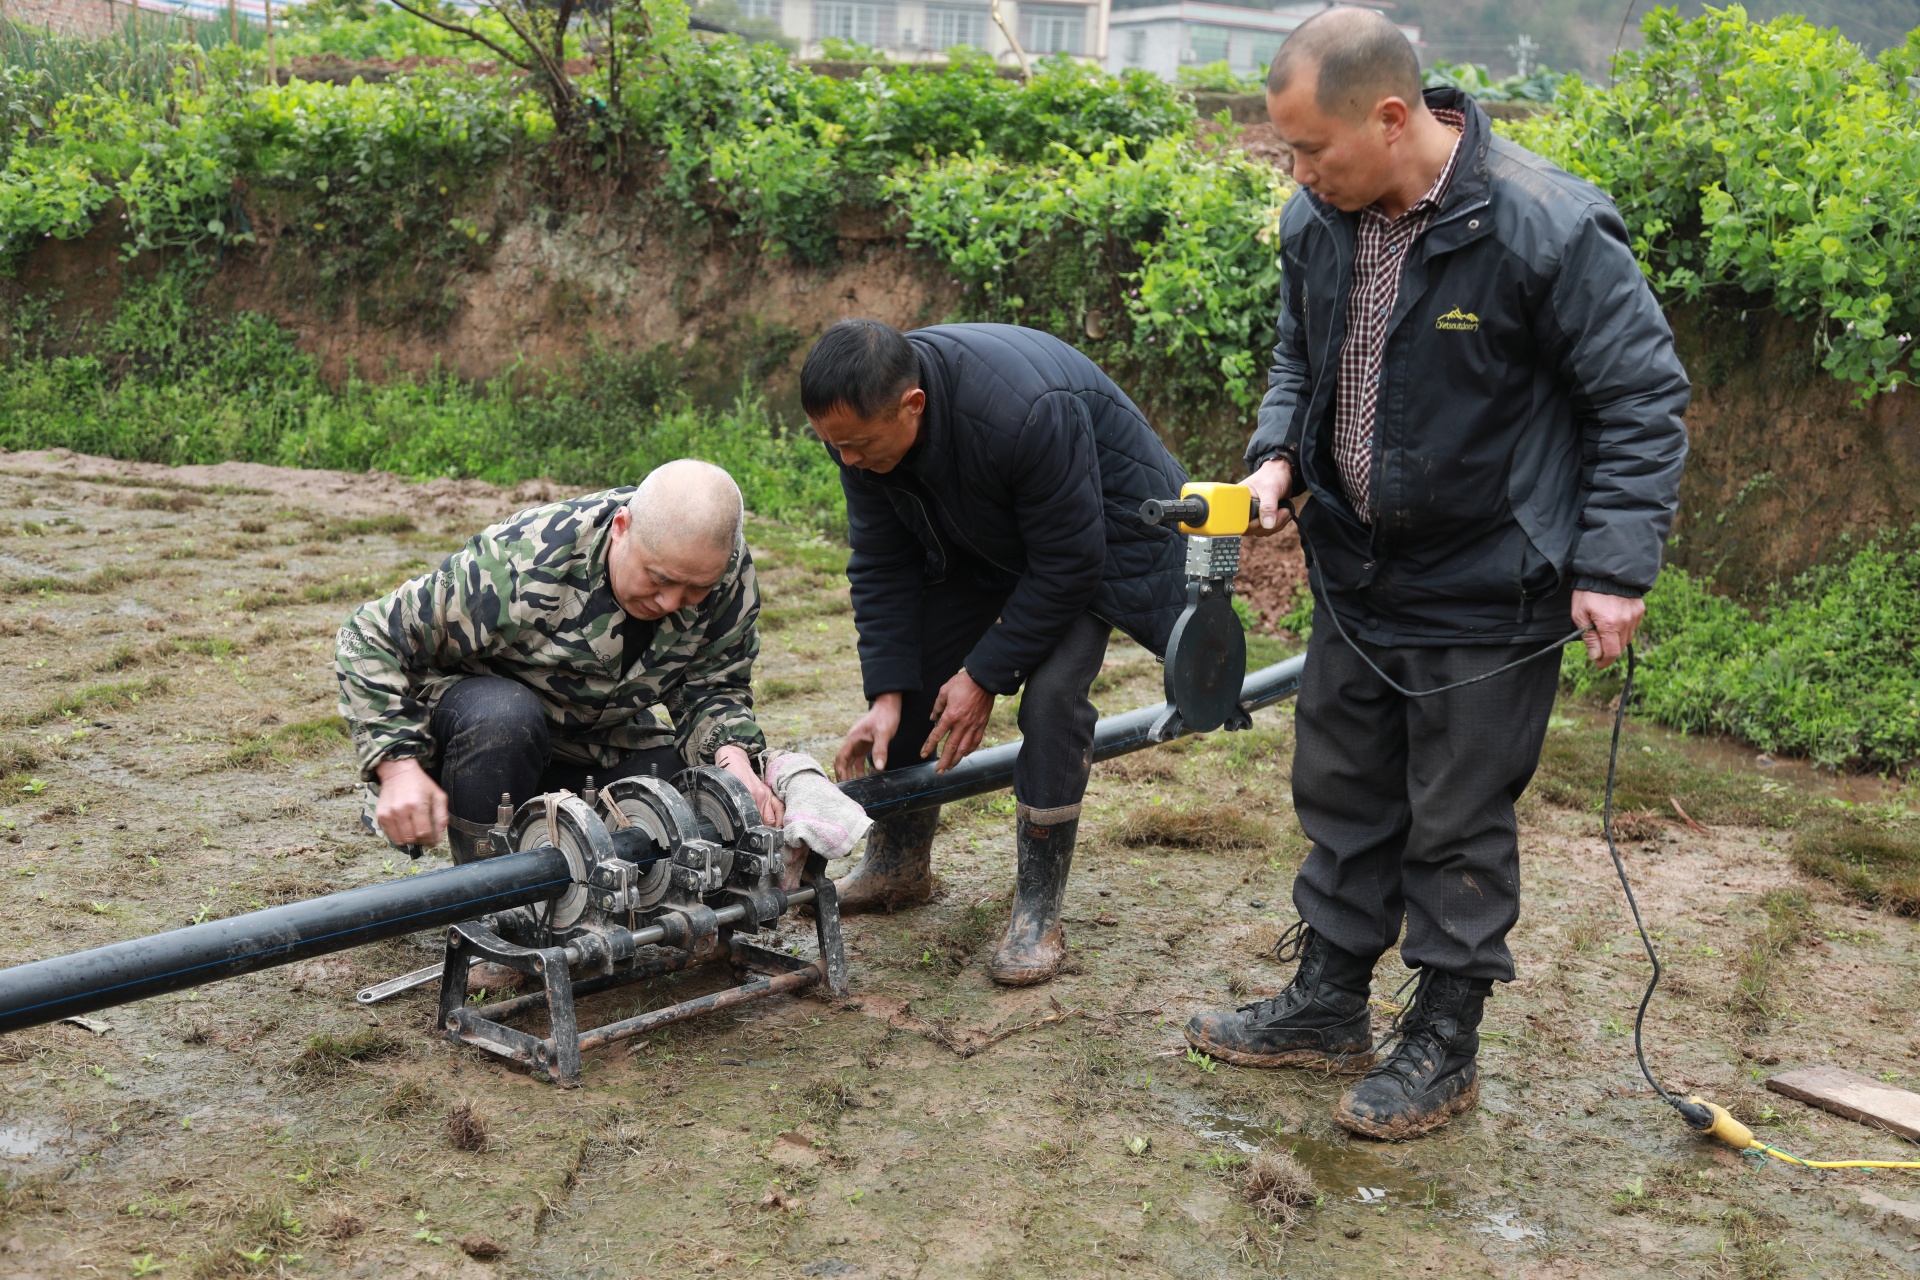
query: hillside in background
[{"left": 1371, "top": 0, "right": 1916, "bottom": 76}]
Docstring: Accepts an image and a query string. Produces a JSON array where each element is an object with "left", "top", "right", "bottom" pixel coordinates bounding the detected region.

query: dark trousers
[
  {"left": 882, "top": 576, "right": 1111, "bottom": 814},
  {"left": 429, "top": 676, "right": 682, "bottom": 862},
  {"left": 1290, "top": 609, "right": 1560, "bottom": 981}
]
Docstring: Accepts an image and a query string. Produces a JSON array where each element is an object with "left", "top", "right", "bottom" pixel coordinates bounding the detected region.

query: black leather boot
[
  {"left": 1335, "top": 968, "right": 1491, "bottom": 1140},
  {"left": 834, "top": 806, "right": 939, "bottom": 914},
  {"left": 1184, "top": 922, "right": 1378, "bottom": 1071},
  {"left": 987, "top": 805, "right": 1077, "bottom": 986}
]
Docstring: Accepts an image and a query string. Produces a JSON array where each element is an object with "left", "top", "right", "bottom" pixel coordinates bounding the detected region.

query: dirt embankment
[{"left": 10, "top": 175, "right": 1916, "bottom": 595}]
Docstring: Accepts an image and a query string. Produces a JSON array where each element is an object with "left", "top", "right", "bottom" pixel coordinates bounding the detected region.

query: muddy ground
[{"left": 0, "top": 450, "right": 1918, "bottom": 1279}]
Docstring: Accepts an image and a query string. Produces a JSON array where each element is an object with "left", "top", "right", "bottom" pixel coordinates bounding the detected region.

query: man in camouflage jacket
[{"left": 335, "top": 459, "right": 780, "bottom": 863}]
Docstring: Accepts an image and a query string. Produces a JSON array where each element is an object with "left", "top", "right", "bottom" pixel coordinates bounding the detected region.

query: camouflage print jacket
[{"left": 335, "top": 487, "right": 765, "bottom": 782}]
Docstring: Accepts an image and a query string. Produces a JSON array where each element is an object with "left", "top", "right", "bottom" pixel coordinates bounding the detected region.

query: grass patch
[
  {"left": 1240, "top": 1149, "right": 1317, "bottom": 1228},
  {"left": 1730, "top": 890, "right": 1813, "bottom": 1033},
  {"left": 799, "top": 1074, "right": 857, "bottom": 1126},
  {"left": 239, "top": 568, "right": 424, "bottom": 612},
  {"left": 759, "top": 596, "right": 852, "bottom": 632},
  {"left": 223, "top": 716, "right": 349, "bottom": 770},
  {"left": 290, "top": 1028, "right": 404, "bottom": 1077},
  {"left": 128, "top": 491, "right": 201, "bottom": 512},
  {"left": 1117, "top": 801, "right": 1271, "bottom": 850},
  {"left": 18, "top": 676, "right": 166, "bottom": 726},
  {"left": 314, "top": 515, "right": 416, "bottom": 540},
  {"left": 1, "top": 565, "right": 140, "bottom": 597},
  {"left": 378, "top": 1078, "right": 437, "bottom": 1120},
  {"left": 1533, "top": 709, "right": 1788, "bottom": 827},
  {"left": 1791, "top": 821, "right": 1920, "bottom": 915},
  {"left": 759, "top": 674, "right": 824, "bottom": 700},
  {"left": 189, "top": 1195, "right": 305, "bottom": 1277},
  {"left": 447, "top": 1100, "right": 490, "bottom": 1152},
  {"left": 902, "top": 900, "right": 1002, "bottom": 976}
]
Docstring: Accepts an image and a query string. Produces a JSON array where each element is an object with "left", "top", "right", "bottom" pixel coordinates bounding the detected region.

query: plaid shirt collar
[{"left": 1361, "top": 108, "right": 1467, "bottom": 229}]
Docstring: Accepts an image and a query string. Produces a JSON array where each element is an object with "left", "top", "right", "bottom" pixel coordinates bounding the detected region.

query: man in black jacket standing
[
  {"left": 804, "top": 319, "right": 1188, "bottom": 985},
  {"left": 1184, "top": 9, "right": 1688, "bottom": 1138}
]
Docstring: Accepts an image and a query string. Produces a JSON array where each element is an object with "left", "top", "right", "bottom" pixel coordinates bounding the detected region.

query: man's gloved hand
[
  {"left": 922, "top": 668, "right": 995, "bottom": 774},
  {"left": 1572, "top": 590, "right": 1645, "bottom": 669},
  {"left": 716, "top": 743, "right": 784, "bottom": 828},
  {"left": 835, "top": 692, "right": 903, "bottom": 781},
  {"left": 1245, "top": 457, "right": 1295, "bottom": 535},
  {"left": 374, "top": 756, "right": 448, "bottom": 848}
]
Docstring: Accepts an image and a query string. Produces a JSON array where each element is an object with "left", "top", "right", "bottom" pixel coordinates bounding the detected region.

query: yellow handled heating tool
[
  {"left": 1139, "top": 482, "right": 1261, "bottom": 537},
  {"left": 1135, "top": 482, "right": 1267, "bottom": 736}
]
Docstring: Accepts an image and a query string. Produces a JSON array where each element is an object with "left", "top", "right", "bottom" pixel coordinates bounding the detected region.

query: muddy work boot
[
  {"left": 1184, "top": 922, "right": 1378, "bottom": 1070},
  {"left": 987, "top": 806, "right": 1079, "bottom": 986},
  {"left": 1335, "top": 968, "right": 1491, "bottom": 1140},
  {"left": 834, "top": 806, "right": 940, "bottom": 914}
]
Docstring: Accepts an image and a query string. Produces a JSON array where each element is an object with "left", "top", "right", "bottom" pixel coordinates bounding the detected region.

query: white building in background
[
  {"left": 1106, "top": 1, "right": 1417, "bottom": 82},
  {"left": 753, "top": 0, "right": 1114, "bottom": 61}
]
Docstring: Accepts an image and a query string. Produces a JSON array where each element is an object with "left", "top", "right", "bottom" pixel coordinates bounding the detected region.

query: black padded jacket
[
  {"left": 1243, "top": 89, "right": 1690, "bottom": 645},
  {"left": 834, "top": 323, "right": 1190, "bottom": 701}
]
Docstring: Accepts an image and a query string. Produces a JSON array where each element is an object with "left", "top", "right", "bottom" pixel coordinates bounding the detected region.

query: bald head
[
  {"left": 603, "top": 460, "right": 743, "bottom": 620},
  {"left": 1267, "top": 6, "right": 1422, "bottom": 120},
  {"left": 628, "top": 458, "right": 743, "bottom": 558}
]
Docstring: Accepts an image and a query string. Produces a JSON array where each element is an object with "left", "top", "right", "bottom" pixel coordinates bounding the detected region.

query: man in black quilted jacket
[
  {"left": 1184, "top": 9, "right": 1688, "bottom": 1140},
  {"left": 803, "top": 319, "right": 1189, "bottom": 986}
]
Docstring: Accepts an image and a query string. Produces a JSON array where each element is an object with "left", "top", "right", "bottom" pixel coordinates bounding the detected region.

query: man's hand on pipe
[
  {"left": 1245, "top": 457, "right": 1295, "bottom": 535},
  {"left": 374, "top": 756, "right": 447, "bottom": 848},
  {"left": 1572, "top": 589, "right": 1646, "bottom": 669},
  {"left": 922, "top": 669, "right": 995, "bottom": 774},
  {"left": 716, "top": 743, "right": 784, "bottom": 828},
  {"left": 835, "top": 692, "right": 903, "bottom": 781}
]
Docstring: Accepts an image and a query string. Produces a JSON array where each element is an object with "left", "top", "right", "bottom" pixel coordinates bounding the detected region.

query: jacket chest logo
[{"left": 1436, "top": 307, "right": 1480, "bottom": 332}]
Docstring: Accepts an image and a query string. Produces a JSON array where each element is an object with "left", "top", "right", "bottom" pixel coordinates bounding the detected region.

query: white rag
[{"left": 766, "top": 749, "right": 872, "bottom": 861}]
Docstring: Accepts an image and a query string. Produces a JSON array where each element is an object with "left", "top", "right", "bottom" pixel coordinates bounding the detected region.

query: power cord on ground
[{"left": 1290, "top": 506, "right": 1920, "bottom": 1172}]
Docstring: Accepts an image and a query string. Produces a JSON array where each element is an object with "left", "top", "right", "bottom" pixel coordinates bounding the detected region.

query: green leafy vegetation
[
  {"left": 1509, "top": 8, "right": 1920, "bottom": 395},
  {"left": 1563, "top": 534, "right": 1920, "bottom": 773},
  {"left": 1423, "top": 59, "right": 1565, "bottom": 102}
]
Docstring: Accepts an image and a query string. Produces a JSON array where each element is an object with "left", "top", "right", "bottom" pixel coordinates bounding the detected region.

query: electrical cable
[{"left": 1284, "top": 504, "right": 1920, "bottom": 1171}]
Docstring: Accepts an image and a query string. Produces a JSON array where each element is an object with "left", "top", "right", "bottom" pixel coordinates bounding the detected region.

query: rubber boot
[
  {"left": 1184, "top": 922, "right": 1378, "bottom": 1071},
  {"left": 987, "top": 805, "right": 1078, "bottom": 987},
  {"left": 1334, "top": 968, "right": 1490, "bottom": 1140},
  {"left": 833, "top": 806, "right": 939, "bottom": 915},
  {"left": 447, "top": 814, "right": 498, "bottom": 866}
]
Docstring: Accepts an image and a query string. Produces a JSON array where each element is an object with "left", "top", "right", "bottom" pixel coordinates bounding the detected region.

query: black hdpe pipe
[
  {"left": 839, "top": 654, "right": 1306, "bottom": 819},
  {"left": 0, "top": 847, "right": 573, "bottom": 1034},
  {"left": 0, "top": 657, "right": 1305, "bottom": 1034}
]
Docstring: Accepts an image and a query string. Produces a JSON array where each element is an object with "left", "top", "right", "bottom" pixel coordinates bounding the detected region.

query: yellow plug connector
[
  {"left": 1685, "top": 1095, "right": 1920, "bottom": 1170},
  {"left": 1690, "top": 1097, "right": 1756, "bottom": 1150}
]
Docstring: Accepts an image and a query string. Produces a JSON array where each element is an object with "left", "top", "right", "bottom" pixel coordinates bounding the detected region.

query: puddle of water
[
  {"left": 1475, "top": 1210, "right": 1543, "bottom": 1243},
  {"left": 0, "top": 1124, "right": 52, "bottom": 1158},
  {"left": 1181, "top": 1107, "right": 1455, "bottom": 1210}
]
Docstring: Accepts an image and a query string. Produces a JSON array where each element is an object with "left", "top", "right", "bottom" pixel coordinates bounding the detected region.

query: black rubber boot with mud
[
  {"left": 834, "top": 806, "right": 940, "bottom": 914},
  {"left": 1334, "top": 968, "right": 1490, "bottom": 1141},
  {"left": 987, "top": 806, "right": 1078, "bottom": 986},
  {"left": 1183, "top": 922, "right": 1377, "bottom": 1070}
]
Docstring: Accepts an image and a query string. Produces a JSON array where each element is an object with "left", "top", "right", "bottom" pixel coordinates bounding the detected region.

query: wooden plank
[{"left": 1765, "top": 1066, "right": 1920, "bottom": 1141}]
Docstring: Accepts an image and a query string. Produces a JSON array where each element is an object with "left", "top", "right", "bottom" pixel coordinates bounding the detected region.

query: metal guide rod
[
  {"left": 838, "top": 655, "right": 1306, "bottom": 819},
  {"left": 0, "top": 658, "right": 1303, "bottom": 1033}
]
